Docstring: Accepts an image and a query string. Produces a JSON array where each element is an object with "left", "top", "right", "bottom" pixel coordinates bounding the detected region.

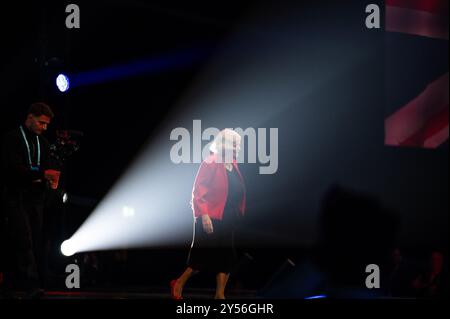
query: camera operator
[{"left": 1, "top": 102, "right": 60, "bottom": 299}]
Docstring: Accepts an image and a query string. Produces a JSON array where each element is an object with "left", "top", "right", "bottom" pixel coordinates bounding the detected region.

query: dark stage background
[{"left": 1, "top": 1, "right": 448, "bottom": 295}]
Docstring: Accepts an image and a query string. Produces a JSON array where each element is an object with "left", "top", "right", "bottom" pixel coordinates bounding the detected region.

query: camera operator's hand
[{"left": 44, "top": 169, "right": 61, "bottom": 189}]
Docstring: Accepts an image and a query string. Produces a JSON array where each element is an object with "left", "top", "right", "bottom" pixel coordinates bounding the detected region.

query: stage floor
[{"left": 1, "top": 287, "right": 259, "bottom": 299}]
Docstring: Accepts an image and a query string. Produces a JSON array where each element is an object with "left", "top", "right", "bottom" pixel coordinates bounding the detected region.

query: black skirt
[{"left": 187, "top": 167, "right": 243, "bottom": 274}]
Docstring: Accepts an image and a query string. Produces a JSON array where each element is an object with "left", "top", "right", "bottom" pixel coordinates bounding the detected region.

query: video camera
[{"left": 49, "top": 130, "right": 83, "bottom": 169}]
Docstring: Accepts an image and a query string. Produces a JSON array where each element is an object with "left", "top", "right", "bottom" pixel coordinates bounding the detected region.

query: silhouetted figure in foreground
[{"left": 262, "top": 185, "right": 399, "bottom": 299}]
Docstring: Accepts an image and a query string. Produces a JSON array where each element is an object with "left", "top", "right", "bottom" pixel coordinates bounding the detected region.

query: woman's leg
[
  {"left": 173, "top": 267, "right": 196, "bottom": 297},
  {"left": 215, "top": 272, "right": 230, "bottom": 299}
]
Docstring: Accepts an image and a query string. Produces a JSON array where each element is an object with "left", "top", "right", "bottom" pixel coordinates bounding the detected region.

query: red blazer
[{"left": 191, "top": 153, "right": 246, "bottom": 220}]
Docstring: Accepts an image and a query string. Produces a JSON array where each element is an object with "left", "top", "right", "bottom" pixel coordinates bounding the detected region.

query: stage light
[
  {"left": 122, "top": 205, "right": 135, "bottom": 218},
  {"left": 62, "top": 192, "right": 69, "bottom": 204},
  {"left": 56, "top": 73, "right": 70, "bottom": 92},
  {"left": 61, "top": 2, "right": 363, "bottom": 256},
  {"left": 70, "top": 48, "right": 210, "bottom": 88},
  {"left": 61, "top": 240, "right": 76, "bottom": 257},
  {"left": 305, "top": 295, "right": 327, "bottom": 299}
]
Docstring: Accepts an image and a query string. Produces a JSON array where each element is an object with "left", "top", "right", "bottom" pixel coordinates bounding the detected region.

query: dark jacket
[{"left": 1, "top": 126, "right": 51, "bottom": 203}]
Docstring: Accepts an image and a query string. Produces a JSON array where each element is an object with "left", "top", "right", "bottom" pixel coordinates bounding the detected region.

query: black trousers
[{"left": 3, "top": 198, "right": 44, "bottom": 290}]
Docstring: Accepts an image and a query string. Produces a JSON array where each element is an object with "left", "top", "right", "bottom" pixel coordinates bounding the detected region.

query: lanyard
[{"left": 20, "top": 125, "right": 40, "bottom": 170}]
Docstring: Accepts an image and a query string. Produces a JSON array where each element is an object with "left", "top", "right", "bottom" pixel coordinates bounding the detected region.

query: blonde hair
[{"left": 210, "top": 129, "right": 241, "bottom": 154}]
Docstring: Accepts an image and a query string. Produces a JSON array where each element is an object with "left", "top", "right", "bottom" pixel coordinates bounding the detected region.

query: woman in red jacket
[{"left": 171, "top": 129, "right": 246, "bottom": 299}]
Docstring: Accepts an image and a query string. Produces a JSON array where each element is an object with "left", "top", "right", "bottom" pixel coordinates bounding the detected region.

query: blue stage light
[
  {"left": 56, "top": 73, "right": 70, "bottom": 92},
  {"left": 305, "top": 295, "right": 327, "bottom": 299}
]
